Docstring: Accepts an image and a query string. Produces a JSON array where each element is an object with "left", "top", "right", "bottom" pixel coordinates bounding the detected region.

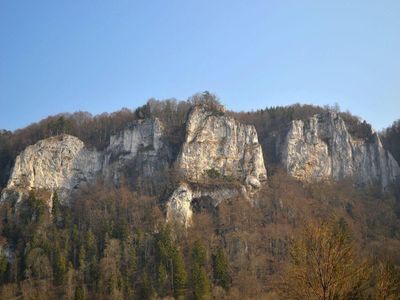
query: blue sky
[{"left": 1, "top": 1, "right": 399, "bottom": 131}]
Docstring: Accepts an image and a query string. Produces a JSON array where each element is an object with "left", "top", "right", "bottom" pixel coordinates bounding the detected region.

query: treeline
[
  {"left": 0, "top": 92, "right": 225, "bottom": 189},
  {"left": 0, "top": 93, "right": 385, "bottom": 188},
  {"left": 381, "top": 119, "right": 400, "bottom": 165},
  {"left": 0, "top": 171, "right": 399, "bottom": 299},
  {"left": 230, "top": 103, "right": 374, "bottom": 166}
]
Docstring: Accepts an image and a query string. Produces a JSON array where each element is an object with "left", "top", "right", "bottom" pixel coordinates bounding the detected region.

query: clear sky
[{"left": 1, "top": 1, "right": 399, "bottom": 131}]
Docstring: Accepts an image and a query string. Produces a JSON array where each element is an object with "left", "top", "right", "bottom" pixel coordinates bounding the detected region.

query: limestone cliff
[
  {"left": 175, "top": 106, "right": 267, "bottom": 186},
  {"left": 103, "top": 118, "right": 170, "bottom": 183},
  {"left": 282, "top": 112, "right": 400, "bottom": 188},
  {"left": 1, "top": 118, "right": 169, "bottom": 204},
  {"left": 166, "top": 105, "right": 267, "bottom": 225},
  {"left": 166, "top": 182, "right": 241, "bottom": 226},
  {"left": 1, "top": 135, "right": 102, "bottom": 204}
]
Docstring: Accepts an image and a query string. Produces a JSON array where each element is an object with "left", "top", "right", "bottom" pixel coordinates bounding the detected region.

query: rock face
[
  {"left": 1, "top": 106, "right": 265, "bottom": 226},
  {"left": 1, "top": 118, "right": 170, "bottom": 204},
  {"left": 175, "top": 106, "right": 267, "bottom": 185},
  {"left": 282, "top": 112, "right": 400, "bottom": 188},
  {"left": 103, "top": 118, "right": 169, "bottom": 182},
  {"left": 2, "top": 135, "right": 102, "bottom": 204},
  {"left": 166, "top": 106, "right": 267, "bottom": 226},
  {"left": 107, "top": 118, "right": 163, "bottom": 161},
  {"left": 166, "top": 182, "right": 240, "bottom": 227}
]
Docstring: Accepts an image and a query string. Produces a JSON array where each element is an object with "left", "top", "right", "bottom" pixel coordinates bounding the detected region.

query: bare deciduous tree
[{"left": 277, "top": 218, "right": 370, "bottom": 300}]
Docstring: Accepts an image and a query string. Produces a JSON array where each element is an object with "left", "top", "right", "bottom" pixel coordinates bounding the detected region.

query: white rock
[
  {"left": 245, "top": 175, "right": 261, "bottom": 188},
  {"left": 2, "top": 135, "right": 102, "bottom": 204},
  {"left": 1, "top": 118, "right": 168, "bottom": 204},
  {"left": 103, "top": 118, "right": 167, "bottom": 181},
  {"left": 166, "top": 182, "right": 239, "bottom": 227},
  {"left": 282, "top": 112, "right": 400, "bottom": 189},
  {"left": 166, "top": 183, "right": 194, "bottom": 227},
  {"left": 175, "top": 106, "right": 267, "bottom": 183},
  {"left": 167, "top": 106, "right": 267, "bottom": 226}
]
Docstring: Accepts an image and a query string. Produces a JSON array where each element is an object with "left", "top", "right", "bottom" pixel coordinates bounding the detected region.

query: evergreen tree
[
  {"left": 192, "top": 240, "right": 207, "bottom": 266},
  {"left": 74, "top": 284, "right": 86, "bottom": 300},
  {"left": 85, "top": 229, "right": 99, "bottom": 282},
  {"left": 192, "top": 263, "right": 211, "bottom": 300},
  {"left": 212, "top": 247, "right": 230, "bottom": 291},
  {"left": 51, "top": 191, "right": 62, "bottom": 227},
  {"left": 157, "top": 263, "right": 168, "bottom": 296},
  {"left": 172, "top": 247, "right": 187, "bottom": 299},
  {"left": 53, "top": 246, "right": 67, "bottom": 285},
  {"left": 139, "top": 272, "right": 154, "bottom": 300},
  {"left": 155, "top": 225, "right": 174, "bottom": 296},
  {"left": 21, "top": 191, "right": 46, "bottom": 225},
  {"left": 0, "top": 254, "right": 8, "bottom": 284},
  {"left": 192, "top": 240, "right": 211, "bottom": 299}
]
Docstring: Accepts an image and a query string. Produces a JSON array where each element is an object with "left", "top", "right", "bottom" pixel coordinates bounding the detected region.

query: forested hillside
[
  {"left": 0, "top": 94, "right": 378, "bottom": 188},
  {"left": 381, "top": 120, "right": 400, "bottom": 166},
  {"left": 0, "top": 94, "right": 399, "bottom": 299}
]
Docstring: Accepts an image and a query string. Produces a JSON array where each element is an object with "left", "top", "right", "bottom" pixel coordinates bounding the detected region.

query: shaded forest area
[{"left": 0, "top": 171, "right": 399, "bottom": 299}]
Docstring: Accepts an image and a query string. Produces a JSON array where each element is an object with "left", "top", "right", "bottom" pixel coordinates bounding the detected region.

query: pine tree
[
  {"left": 157, "top": 263, "right": 169, "bottom": 296},
  {"left": 139, "top": 272, "right": 154, "bottom": 300},
  {"left": 21, "top": 191, "right": 46, "bottom": 224},
  {"left": 53, "top": 246, "right": 67, "bottom": 285},
  {"left": 192, "top": 240, "right": 211, "bottom": 299},
  {"left": 51, "top": 191, "right": 62, "bottom": 227},
  {"left": 212, "top": 247, "right": 230, "bottom": 291},
  {"left": 85, "top": 229, "right": 98, "bottom": 282},
  {"left": 74, "top": 284, "right": 86, "bottom": 300},
  {"left": 192, "top": 240, "right": 207, "bottom": 266},
  {"left": 192, "top": 263, "right": 211, "bottom": 300},
  {"left": 172, "top": 247, "right": 187, "bottom": 299},
  {"left": 154, "top": 225, "right": 174, "bottom": 296}
]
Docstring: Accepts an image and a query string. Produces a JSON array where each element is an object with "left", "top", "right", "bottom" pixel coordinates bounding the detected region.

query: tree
[
  {"left": 139, "top": 272, "right": 154, "bottom": 300},
  {"left": 74, "top": 284, "right": 86, "bottom": 300},
  {"left": 53, "top": 246, "right": 67, "bottom": 285},
  {"left": 20, "top": 192, "right": 46, "bottom": 225},
  {"left": 157, "top": 263, "right": 169, "bottom": 295},
  {"left": 212, "top": 247, "right": 230, "bottom": 291},
  {"left": 277, "top": 218, "right": 370, "bottom": 300},
  {"left": 192, "top": 263, "right": 211, "bottom": 300},
  {"left": 51, "top": 191, "right": 62, "bottom": 227},
  {"left": 172, "top": 247, "right": 188, "bottom": 299},
  {"left": 0, "top": 253, "right": 7, "bottom": 284},
  {"left": 85, "top": 229, "right": 99, "bottom": 283},
  {"left": 98, "top": 239, "right": 123, "bottom": 299},
  {"left": 189, "top": 91, "right": 224, "bottom": 113},
  {"left": 24, "top": 247, "right": 53, "bottom": 280},
  {"left": 191, "top": 240, "right": 211, "bottom": 300},
  {"left": 375, "top": 261, "right": 400, "bottom": 300}
]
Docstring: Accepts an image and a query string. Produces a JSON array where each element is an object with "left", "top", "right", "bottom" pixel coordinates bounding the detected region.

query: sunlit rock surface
[
  {"left": 282, "top": 112, "right": 400, "bottom": 189},
  {"left": 1, "top": 135, "right": 102, "bottom": 204},
  {"left": 167, "top": 105, "right": 267, "bottom": 226}
]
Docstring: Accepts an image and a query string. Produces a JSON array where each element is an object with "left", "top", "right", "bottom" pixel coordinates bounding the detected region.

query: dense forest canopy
[{"left": 0, "top": 171, "right": 399, "bottom": 299}]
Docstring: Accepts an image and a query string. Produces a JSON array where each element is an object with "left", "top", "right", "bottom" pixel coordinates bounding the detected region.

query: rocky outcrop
[
  {"left": 103, "top": 118, "right": 169, "bottom": 183},
  {"left": 1, "top": 135, "right": 102, "bottom": 205},
  {"left": 175, "top": 106, "right": 267, "bottom": 185},
  {"left": 166, "top": 106, "right": 267, "bottom": 226},
  {"left": 282, "top": 112, "right": 400, "bottom": 188},
  {"left": 1, "top": 106, "right": 264, "bottom": 226},
  {"left": 166, "top": 182, "right": 241, "bottom": 226},
  {"left": 0, "top": 118, "right": 170, "bottom": 204}
]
